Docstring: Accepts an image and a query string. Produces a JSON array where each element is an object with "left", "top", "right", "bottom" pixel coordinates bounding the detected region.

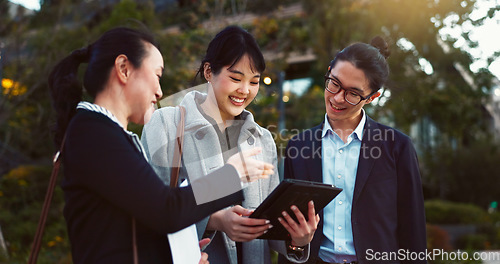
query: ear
[
  {"left": 366, "top": 91, "right": 381, "bottom": 104},
  {"left": 115, "top": 55, "right": 130, "bottom": 84},
  {"left": 203, "top": 62, "right": 212, "bottom": 81}
]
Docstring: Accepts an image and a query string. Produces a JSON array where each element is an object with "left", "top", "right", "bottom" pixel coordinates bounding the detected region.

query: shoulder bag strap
[
  {"left": 132, "top": 218, "right": 138, "bottom": 264},
  {"left": 170, "top": 105, "right": 186, "bottom": 187},
  {"left": 28, "top": 135, "right": 67, "bottom": 264}
]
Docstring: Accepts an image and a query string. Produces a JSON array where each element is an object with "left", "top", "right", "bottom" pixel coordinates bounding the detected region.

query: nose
[
  {"left": 237, "top": 83, "right": 250, "bottom": 95},
  {"left": 156, "top": 85, "right": 163, "bottom": 99},
  {"left": 333, "top": 89, "right": 345, "bottom": 103}
]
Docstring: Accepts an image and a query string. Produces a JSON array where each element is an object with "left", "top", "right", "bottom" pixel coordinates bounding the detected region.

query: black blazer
[
  {"left": 62, "top": 109, "right": 243, "bottom": 263},
  {"left": 279, "top": 116, "right": 427, "bottom": 264}
]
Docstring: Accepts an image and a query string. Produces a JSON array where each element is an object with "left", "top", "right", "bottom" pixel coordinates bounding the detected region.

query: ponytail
[
  {"left": 49, "top": 46, "right": 91, "bottom": 149},
  {"left": 49, "top": 27, "right": 157, "bottom": 149}
]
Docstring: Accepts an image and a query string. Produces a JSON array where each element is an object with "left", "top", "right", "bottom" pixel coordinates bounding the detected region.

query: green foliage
[
  {"left": 456, "top": 234, "right": 489, "bottom": 250},
  {"left": 0, "top": 0, "right": 12, "bottom": 36},
  {"left": 0, "top": 165, "right": 70, "bottom": 263},
  {"left": 158, "top": 28, "right": 213, "bottom": 95},
  {"left": 246, "top": 0, "right": 298, "bottom": 14},
  {"left": 426, "top": 225, "right": 487, "bottom": 263},
  {"left": 426, "top": 200, "right": 500, "bottom": 252},
  {"left": 425, "top": 200, "right": 488, "bottom": 225},
  {"left": 97, "top": 0, "right": 159, "bottom": 33},
  {"left": 422, "top": 141, "right": 500, "bottom": 206},
  {"left": 427, "top": 224, "right": 453, "bottom": 251},
  {"left": 284, "top": 85, "right": 325, "bottom": 131}
]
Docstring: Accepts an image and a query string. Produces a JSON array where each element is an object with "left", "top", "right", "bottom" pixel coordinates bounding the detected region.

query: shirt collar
[
  {"left": 77, "top": 101, "right": 130, "bottom": 134},
  {"left": 77, "top": 101, "right": 149, "bottom": 160},
  {"left": 321, "top": 109, "right": 366, "bottom": 141}
]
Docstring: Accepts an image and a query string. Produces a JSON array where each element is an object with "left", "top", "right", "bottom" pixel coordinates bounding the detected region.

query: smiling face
[
  {"left": 126, "top": 43, "right": 164, "bottom": 125},
  {"left": 325, "top": 60, "right": 379, "bottom": 131},
  {"left": 204, "top": 54, "right": 260, "bottom": 121}
]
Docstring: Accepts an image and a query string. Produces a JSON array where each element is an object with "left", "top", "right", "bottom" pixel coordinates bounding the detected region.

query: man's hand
[{"left": 278, "top": 200, "right": 320, "bottom": 246}]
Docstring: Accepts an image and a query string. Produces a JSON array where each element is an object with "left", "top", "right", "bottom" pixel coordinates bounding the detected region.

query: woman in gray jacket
[{"left": 141, "top": 26, "right": 319, "bottom": 264}]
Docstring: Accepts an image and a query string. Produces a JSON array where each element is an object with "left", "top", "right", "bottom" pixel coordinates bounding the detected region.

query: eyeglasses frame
[{"left": 323, "top": 75, "right": 376, "bottom": 106}]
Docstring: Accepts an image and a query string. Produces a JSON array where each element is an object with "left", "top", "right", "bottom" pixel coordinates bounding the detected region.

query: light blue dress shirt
[{"left": 318, "top": 110, "right": 366, "bottom": 263}]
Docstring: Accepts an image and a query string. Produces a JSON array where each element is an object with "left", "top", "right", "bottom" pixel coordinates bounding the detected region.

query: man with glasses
[{"left": 279, "top": 38, "right": 426, "bottom": 264}]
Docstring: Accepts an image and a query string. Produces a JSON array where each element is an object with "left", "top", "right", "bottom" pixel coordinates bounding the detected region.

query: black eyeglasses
[{"left": 324, "top": 75, "right": 375, "bottom": 106}]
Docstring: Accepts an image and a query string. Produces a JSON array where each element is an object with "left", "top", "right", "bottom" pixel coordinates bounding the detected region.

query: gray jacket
[{"left": 141, "top": 91, "right": 309, "bottom": 264}]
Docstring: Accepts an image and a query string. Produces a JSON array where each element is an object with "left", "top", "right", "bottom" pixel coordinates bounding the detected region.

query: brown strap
[
  {"left": 170, "top": 106, "right": 186, "bottom": 187},
  {"left": 132, "top": 218, "right": 138, "bottom": 264},
  {"left": 28, "top": 135, "right": 67, "bottom": 264}
]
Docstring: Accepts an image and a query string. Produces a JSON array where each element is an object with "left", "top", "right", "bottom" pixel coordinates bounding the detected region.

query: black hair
[
  {"left": 328, "top": 36, "right": 391, "bottom": 93},
  {"left": 49, "top": 27, "right": 158, "bottom": 148},
  {"left": 196, "top": 25, "right": 265, "bottom": 80}
]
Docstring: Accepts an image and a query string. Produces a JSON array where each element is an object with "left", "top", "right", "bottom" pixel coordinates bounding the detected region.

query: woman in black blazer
[{"left": 48, "top": 27, "right": 273, "bottom": 264}]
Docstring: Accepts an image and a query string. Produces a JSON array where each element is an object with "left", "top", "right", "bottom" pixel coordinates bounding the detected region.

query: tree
[{"left": 1, "top": 0, "right": 499, "bottom": 261}]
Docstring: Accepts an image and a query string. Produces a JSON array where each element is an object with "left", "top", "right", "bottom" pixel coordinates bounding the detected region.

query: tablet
[{"left": 249, "top": 178, "right": 342, "bottom": 240}]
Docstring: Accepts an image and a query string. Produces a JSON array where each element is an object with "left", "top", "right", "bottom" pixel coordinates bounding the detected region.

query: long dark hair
[
  {"left": 196, "top": 25, "right": 265, "bottom": 79},
  {"left": 49, "top": 27, "right": 158, "bottom": 148},
  {"left": 329, "top": 36, "right": 391, "bottom": 93}
]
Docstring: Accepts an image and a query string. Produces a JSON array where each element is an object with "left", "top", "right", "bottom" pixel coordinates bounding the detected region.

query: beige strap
[
  {"left": 132, "top": 106, "right": 185, "bottom": 263},
  {"left": 170, "top": 106, "right": 186, "bottom": 187}
]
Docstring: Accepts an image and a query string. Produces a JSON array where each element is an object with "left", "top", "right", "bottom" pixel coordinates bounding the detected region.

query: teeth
[
  {"left": 331, "top": 102, "right": 342, "bottom": 110},
  {"left": 230, "top": 96, "right": 244, "bottom": 103}
]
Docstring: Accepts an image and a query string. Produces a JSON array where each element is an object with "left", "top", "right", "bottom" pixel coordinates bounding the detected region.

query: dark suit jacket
[
  {"left": 279, "top": 116, "right": 426, "bottom": 264},
  {"left": 62, "top": 109, "right": 243, "bottom": 264}
]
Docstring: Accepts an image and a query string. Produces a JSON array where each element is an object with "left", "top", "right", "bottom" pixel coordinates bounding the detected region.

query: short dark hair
[
  {"left": 49, "top": 27, "right": 158, "bottom": 148},
  {"left": 197, "top": 25, "right": 265, "bottom": 79},
  {"left": 329, "top": 36, "right": 390, "bottom": 93}
]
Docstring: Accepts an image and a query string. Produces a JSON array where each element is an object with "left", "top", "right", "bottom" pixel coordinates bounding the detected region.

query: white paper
[{"left": 167, "top": 180, "right": 201, "bottom": 264}]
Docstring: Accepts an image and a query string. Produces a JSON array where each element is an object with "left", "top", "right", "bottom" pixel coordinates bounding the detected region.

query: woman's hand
[
  {"left": 227, "top": 148, "right": 274, "bottom": 183},
  {"left": 207, "top": 205, "right": 272, "bottom": 242},
  {"left": 198, "top": 238, "right": 211, "bottom": 264},
  {"left": 278, "top": 200, "right": 320, "bottom": 247}
]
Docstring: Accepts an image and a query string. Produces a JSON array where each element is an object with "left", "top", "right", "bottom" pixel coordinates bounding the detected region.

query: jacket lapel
[
  {"left": 307, "top": 123, "right": 325, "bottom": 260},
  {"left": 310, "top": 124, "right": 324, "bottom": 183},
  {"left": 237, "top": 112, "right": 264, "bottom": 210},
  {"left": 180, "top": 92, "right": 225, "bottom": 183},
  {"left": 352, "top": 117, "right": 381, "bottom": 206}
]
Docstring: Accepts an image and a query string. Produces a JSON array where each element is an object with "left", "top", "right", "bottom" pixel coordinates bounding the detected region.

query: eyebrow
[{"left": 228, "top": 69, "right": 260, "bottom": 78}]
